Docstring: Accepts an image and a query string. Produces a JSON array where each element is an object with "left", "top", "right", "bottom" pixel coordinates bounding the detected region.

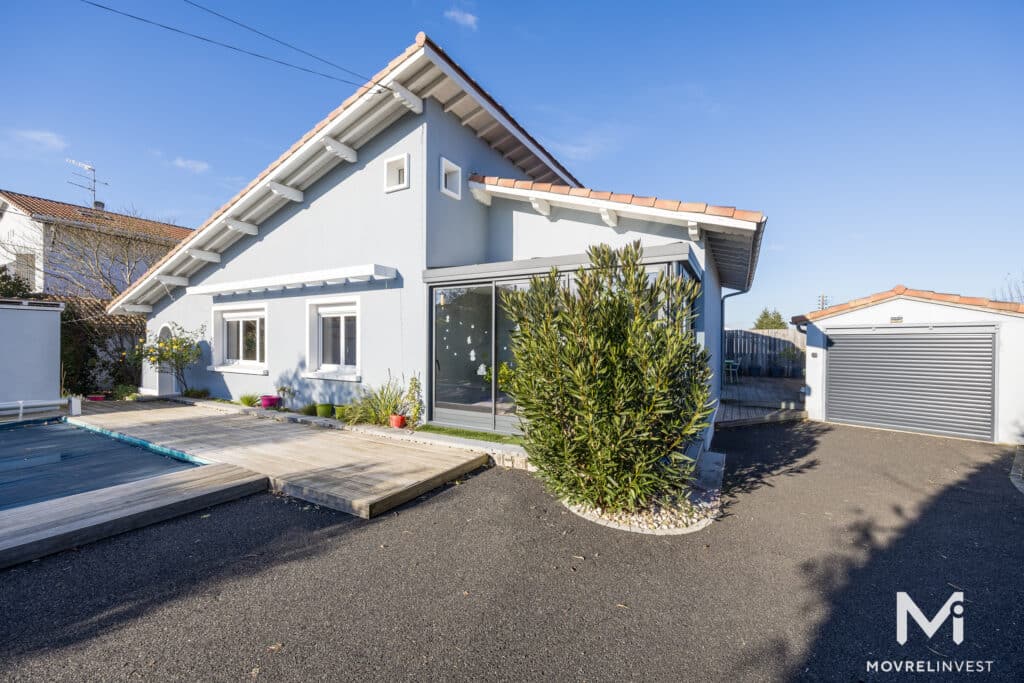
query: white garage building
[{"left": 793, "top": 285, "right": 1024, "bottom": 444}]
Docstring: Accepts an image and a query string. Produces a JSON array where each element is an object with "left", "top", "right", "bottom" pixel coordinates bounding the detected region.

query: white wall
[
  {"left": 0, "top": 303, "right": 62, "bottom": 402},
  {"left": 803, "top": 297, "right": 1024, "bottom": 444},
  {"left": 0, "top": 206, "right": 45, "bottom": 291}
]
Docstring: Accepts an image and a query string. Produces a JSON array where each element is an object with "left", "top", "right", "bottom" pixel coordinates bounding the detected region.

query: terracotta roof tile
[
  {"left": 792, "top": 286, "right": 1024, "bottom": 324},
  {"left": 1, "top": 190, "right": 192, "bottom": 243},
  {"left": 465, "top": 175, "right": 765, "bottom": 227}
]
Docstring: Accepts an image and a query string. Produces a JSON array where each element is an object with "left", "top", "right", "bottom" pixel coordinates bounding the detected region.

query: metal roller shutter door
[{"left": 824, "top": 330, "right": 995, "bottom": 441}]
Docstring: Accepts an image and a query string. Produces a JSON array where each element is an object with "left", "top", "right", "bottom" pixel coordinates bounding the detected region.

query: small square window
[
  {"left": 440, "top": 157, "right": 461, "bottom": 200},
  {"left": 385, "top": 154, "right": 410, "bottom": 193}
]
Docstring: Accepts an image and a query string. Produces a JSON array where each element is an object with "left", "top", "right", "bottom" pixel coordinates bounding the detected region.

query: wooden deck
[
  {"left": 716, "top": 402, "right": 806, "bottom": 428},
  {"left": 0, "top": 463, "right": 266, "bottom": 569},
  {"left": 74, "top": 401, "right": 490, "bottom": 519}
]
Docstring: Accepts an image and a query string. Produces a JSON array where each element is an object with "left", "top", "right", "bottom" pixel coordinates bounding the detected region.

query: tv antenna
[{"left": 66, "top": 159, "right": 109, "bottom": 206}]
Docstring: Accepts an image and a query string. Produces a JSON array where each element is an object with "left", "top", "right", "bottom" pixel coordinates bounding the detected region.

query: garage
[
  {"left": 794, "top": 286, "right": 1024, "bottom": 444},
  {"left": 824, "top": 328, "right": 995, "bottom": 440}
]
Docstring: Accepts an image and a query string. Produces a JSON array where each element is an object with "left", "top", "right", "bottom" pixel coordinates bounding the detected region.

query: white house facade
[
  {"left": 0, "top": 190, "right": 192, "bottom": 295},
  {"left": 110, "top": 32, "right": 767, "bottom": 437},
  {"left": 794, "top": 286, "right": 1024, "bottom": 444}
]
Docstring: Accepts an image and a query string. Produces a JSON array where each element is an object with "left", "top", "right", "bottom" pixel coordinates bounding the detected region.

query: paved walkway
[
  {"left": 2, "top": 422, "right": 1020, "bottom": 679},
  {"left": 75, "top": 401, "right": 488, "bottom": 518}
]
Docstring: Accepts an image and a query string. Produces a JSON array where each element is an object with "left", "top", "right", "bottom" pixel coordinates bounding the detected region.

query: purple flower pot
[{"left": 260, "top": 395, "right": 279, "bottom": 409}]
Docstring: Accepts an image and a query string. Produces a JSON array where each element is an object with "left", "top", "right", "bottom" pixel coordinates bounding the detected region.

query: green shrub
[
  {"left": 238, "top": 393, "right": 260, "bottom": 407},
  {"left": 404, "top": 375, "right": 423, "bottom": 426},
  {"left": 112, "top": 384, "right": 137, "bottom": 401},
  {"left": 125, "top": 393, "right": 143, "bottom": 402},
  {"left": 337, "top": 373, "right": 406, "bottom": 425},
  {"left": 182, "top": 388, "right": 210, "bottom": 399},
  {"left": 300, "top": 402, "right": 318, "bottom": 416},
  {"left": 501, "top": 241, "right": 714, "bottom": 513}
]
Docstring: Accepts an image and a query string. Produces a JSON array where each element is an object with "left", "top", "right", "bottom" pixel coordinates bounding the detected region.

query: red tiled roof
[
  {"left": 32, "top": 294, "right": 145, "bottom": 332},
  {"left": 1, "top": 189, "right": 192, "bottom": 243},
  {"left": 469, "top": 175, "right": 765, "bottom": 223},
  {"left": 2, "top": 189, "right": 192, "bottom": 242},
  {"left": 792, "top": 285, "right": 1024, "bottom": 324}
]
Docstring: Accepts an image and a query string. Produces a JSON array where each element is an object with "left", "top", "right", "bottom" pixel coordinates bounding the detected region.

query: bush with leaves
[
  {"left": 129, "top": 323, "right": 204, "bottom": 392},
  {"left": 501, "top": 241, "right": 714, "bottom": 513},
  {"left": 336, "top": 373, "right": 407, "bottom": 425},
  {"left": 238, "top": 393, "right": 260, "bottom": 407},
  {"left": 404, "top": 375, "right": 423, "bottom": 426}
]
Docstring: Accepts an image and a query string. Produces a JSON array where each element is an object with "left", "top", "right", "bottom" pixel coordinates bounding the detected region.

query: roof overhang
[
  {"left": 187, "top": 264, "right": 397, "bottom": 297},
  {"left": 467, "top": 179, "right": 765, "bottom": 291},
  {"left": 108, "top": 32, "right": 577, "bottom": 315},
  {"left": 792, "top": 286, "right": 1024, "bottom": 325}
]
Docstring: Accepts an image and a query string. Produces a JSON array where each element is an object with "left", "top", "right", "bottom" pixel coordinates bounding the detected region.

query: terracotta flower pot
[{"left": 389, "top": 414, "right": 407, "bottom": 429}]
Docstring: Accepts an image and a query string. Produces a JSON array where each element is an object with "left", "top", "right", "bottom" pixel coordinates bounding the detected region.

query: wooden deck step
[{"left": 0, "top": 463, "right": 267, "bottom": 569}]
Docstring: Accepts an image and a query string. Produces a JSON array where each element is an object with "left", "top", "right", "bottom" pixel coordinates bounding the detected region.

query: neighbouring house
[
  {"left": 0, "top": 299, "right": 64, "bottom": 403},
  {"left": 108, "top": 32, "right": 767, "bottom": 439},
  {"left": 0, "top": 189, "right": 193, "bottom": 296},
  {"left": 793, "top": 285, "right": 1024, "bottom": 444}
]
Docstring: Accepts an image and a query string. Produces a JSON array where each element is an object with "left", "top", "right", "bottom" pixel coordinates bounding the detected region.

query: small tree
[
  {"left": 0, "top": 265, "right": 32, "bottom": 298},
  {"left": 130, "top": 323, "right": 205, "bottom": 392},
  {"left": 753, "top": 307, "right": 787, "bottom": 329},
  {"left": 501, "top": 242, "right": 714, "bottom": 513}
]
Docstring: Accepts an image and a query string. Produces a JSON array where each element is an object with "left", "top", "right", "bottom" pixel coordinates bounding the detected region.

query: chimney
[{"left": 93, "top": 200, "right": 105, "bottom": 211}]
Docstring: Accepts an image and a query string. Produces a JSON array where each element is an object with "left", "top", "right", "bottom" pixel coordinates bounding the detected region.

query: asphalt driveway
[{"left": 1, "top": 422, "right": 1021, "bottom": 681}]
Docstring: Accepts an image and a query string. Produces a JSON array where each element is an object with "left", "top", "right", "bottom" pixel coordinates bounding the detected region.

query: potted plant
[
  {"left": 276, "top": 384, "right": 296, "bottom": 409},
  {"left": 316, "top": 403, "right": 334, "bottom": 418},
  {"left": 389, "top": 413, "right": 407, "bottom": 429}
]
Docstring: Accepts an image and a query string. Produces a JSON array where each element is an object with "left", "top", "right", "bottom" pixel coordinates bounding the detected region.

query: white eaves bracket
[{"left": 389, "top": 83, "right": 423, "bottom": 114}]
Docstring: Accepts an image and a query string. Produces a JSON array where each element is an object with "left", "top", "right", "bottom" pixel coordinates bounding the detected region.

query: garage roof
[{"left": 792, "top": 284, "right": 1024, "bottom": 324}]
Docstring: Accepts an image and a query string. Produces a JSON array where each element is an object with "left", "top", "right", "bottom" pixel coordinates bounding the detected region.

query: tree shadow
[
  {"left": 731, "top": 436, "right": 1024, "bottom": 679},
  {"left": 713, "top": 421, "right": 829, "bottom": 516},
  {"left": 0, "top": 493, "right": 366, "bottom": 666}
]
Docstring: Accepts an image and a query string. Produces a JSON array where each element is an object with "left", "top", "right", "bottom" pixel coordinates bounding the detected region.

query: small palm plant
[{"left": 501, "top": 241, "right": 714, "bottom": 513}]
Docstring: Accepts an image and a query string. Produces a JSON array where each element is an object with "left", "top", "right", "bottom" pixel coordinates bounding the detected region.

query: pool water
[{"left": 0, "top": 421, "right": 195, "bottom": 511}]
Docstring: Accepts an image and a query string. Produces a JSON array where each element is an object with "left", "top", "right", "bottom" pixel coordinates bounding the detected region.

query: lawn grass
[{"left": 415, "top": 423, "right": 524, "bottom": 446}]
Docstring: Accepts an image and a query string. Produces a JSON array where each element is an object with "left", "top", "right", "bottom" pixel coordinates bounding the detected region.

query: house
[
  {"left": 108, "top": 32, "right": 767, "bottom": 439},
  {"left": 793, "top": 285, "right": 1024, "bottom": 444},
  {"left": 0, "top": 190, "right": 193, "bottom": 296}
]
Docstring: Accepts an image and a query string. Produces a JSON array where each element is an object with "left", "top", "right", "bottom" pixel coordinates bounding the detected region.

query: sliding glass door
[{"left": 432, "top": 285, "right": 495, "bottom": 430}]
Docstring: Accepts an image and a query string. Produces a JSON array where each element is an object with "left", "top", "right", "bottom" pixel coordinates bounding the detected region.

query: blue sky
[{"left": 3, "top": 1, "right": 1021, "bottom": 326}]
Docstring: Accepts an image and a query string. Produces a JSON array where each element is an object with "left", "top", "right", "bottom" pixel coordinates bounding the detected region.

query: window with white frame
[
  {"left": 440, "top": 157, "right": 461, "bottom": 199},
  {"left": 307, "top": 298, "right": 359, "bottom": 378},
  {"left": 221, "top": 310, "right": 265, "bottom": 365},
  {"left": 385, "top": 153, "right": 410, "bottom": 193}
]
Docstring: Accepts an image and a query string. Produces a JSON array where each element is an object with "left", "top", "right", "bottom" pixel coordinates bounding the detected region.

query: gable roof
[
  {"left": 0, "top": 189, "right": 192, "bottom": 244},
  {"left": 792, "top": 285, "right": 1024, "bottom": 324},
  {"left": 109, "top": 31, "right": 581, "bottom": 314},
  {"left": 468, "top": 175, "right": 766, "bottom": 290}
]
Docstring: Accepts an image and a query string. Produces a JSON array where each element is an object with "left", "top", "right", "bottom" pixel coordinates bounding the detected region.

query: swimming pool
[{"left": 0, "top": 420, "right": 197, "bottom": 511}]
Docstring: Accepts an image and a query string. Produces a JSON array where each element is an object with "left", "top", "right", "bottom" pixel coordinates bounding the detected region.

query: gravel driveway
[{"left": 2, "top": 422, "right": 1021, "bottom": 681}]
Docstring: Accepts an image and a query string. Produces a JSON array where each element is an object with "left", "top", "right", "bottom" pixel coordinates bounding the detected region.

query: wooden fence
[{"left": 724, "top": 328, "right": 806, "bottom": 374}]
